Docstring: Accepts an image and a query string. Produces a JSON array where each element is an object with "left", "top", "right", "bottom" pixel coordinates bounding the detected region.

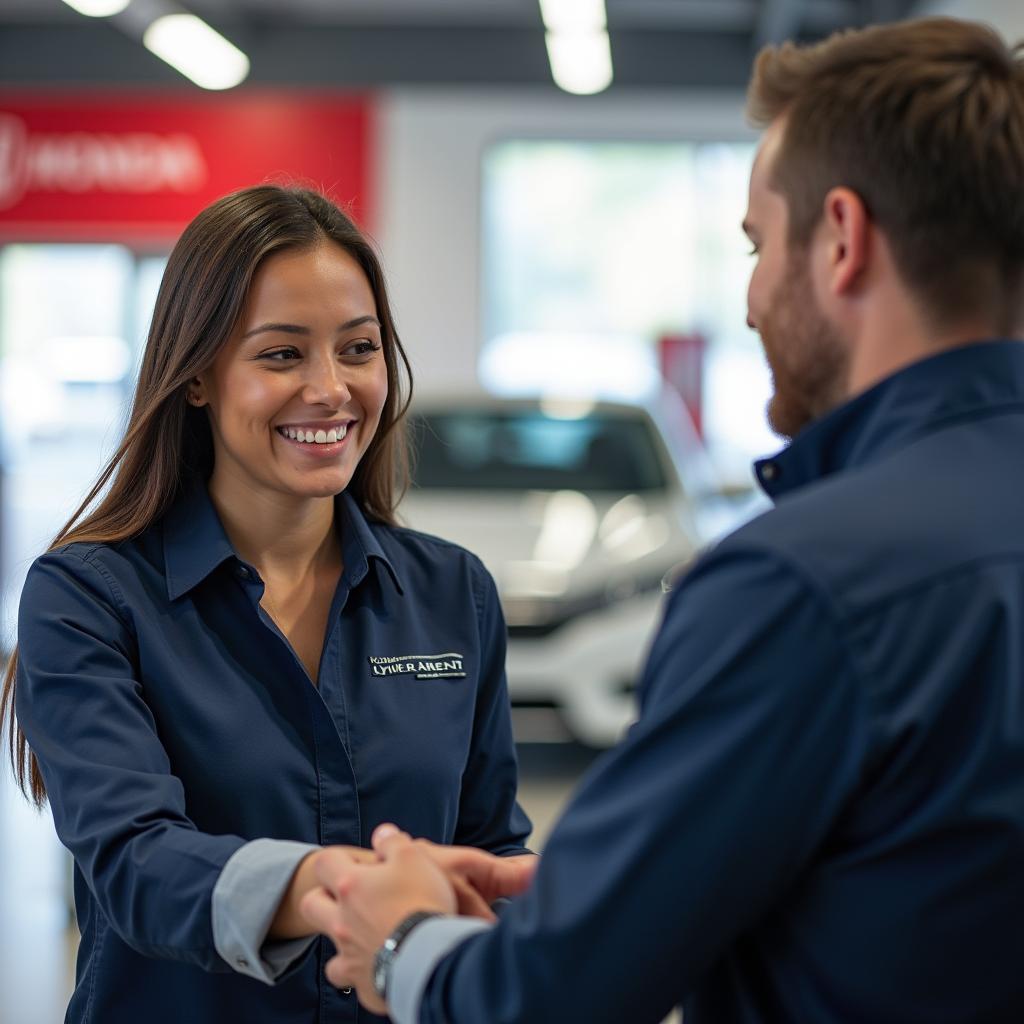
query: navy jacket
[
  {"left": 418, "top": 340, "right": 1024, "bottom": 1023},
  {"left": 15, "top": 487, "right": 530, "bottom": 1024}
]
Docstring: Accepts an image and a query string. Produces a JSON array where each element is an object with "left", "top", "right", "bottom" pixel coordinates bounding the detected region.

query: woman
[{"left": 0, "top": 185, "right": 531, "bottom": 1023}]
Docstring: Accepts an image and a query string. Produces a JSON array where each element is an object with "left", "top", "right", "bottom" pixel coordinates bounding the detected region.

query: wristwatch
[{"left": 372, "top": 910, "right": 443, "bottom": 1001}]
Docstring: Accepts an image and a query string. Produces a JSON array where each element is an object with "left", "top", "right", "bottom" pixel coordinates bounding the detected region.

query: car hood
[{"left": 397, "top": 489, "right": 697, "bottom": 606}]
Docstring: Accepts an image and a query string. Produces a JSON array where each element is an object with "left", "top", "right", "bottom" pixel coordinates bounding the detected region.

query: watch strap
[{"left": 373, "top": 910, "right": 443, "bottom": 1000}]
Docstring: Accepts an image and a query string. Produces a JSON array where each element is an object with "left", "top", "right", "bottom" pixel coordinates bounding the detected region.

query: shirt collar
[
  {"left": 163, "top": 484, "right": 404, "bottom": 600},
  {"left": 336, "top": 491, "right": 405, "bottom": 596},
  {"left": 163, "top": 483, "right": 237, "bottom": 600},
  {"left": 754, "top": 339, "right": 1024, "bottom": 501}
]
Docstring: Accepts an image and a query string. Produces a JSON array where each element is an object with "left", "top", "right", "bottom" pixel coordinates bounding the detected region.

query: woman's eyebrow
[{"left": 242, "top": 315, "right": 381, "bottom": 340}]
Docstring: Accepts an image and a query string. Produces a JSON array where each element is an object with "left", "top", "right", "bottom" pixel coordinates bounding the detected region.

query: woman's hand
[
  {"left": 270, "top": 829, "right": 537, "bottom": 939},
  {"left": 269, "top": 846, "right": 377, "bottom": 939},
  {"left": 300, "top": 827, "right": 459, "bottom": 1014}
]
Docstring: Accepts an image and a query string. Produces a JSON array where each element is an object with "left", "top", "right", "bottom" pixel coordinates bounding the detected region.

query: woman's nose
[{"left": 302, "top": 359, "right": 351, "bottom": 407}]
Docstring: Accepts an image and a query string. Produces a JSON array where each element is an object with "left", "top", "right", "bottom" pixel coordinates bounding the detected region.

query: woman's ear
[{"left": 186, "top": 378, "right": 208, "bottom": 408}]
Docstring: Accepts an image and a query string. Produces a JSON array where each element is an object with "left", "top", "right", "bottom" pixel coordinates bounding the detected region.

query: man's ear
[{"left": 820, "top": 186, "right": 869, "bottom": 297}]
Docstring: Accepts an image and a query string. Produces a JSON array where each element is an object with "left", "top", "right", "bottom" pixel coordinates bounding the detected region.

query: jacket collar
[
  {"left": 755, "top": 339, "right": 1024, "bottom": 501},
  {"left": 163, "top": 484, "right": 403, "bottom": 600}
]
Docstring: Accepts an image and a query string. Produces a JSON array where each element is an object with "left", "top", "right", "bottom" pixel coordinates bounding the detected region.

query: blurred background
[{"left": 0, "top": 1, "right": 1020, "bottom": 1021}]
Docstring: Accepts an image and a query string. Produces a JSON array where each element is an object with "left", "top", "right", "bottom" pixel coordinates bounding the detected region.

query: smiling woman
[
  {"left": 0, "top": 185, "right": 532, "bottom": 1024},
  {"left": 194, "top": 245, "right": 390, "bottom": 512}
]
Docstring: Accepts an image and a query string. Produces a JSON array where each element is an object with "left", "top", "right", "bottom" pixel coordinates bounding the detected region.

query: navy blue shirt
[
  {"left": 15, "top": 486, "right": 530, "bottom": 1024},
  {"left": 415, "top": 340, "right": 1024, "bottom": 1023}
]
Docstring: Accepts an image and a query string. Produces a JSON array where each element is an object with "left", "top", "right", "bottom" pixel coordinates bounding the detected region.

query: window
[
  {"left": 0, "top": 244, "right": 165, "bottom": 647},
  {"left": 411, "top": 407, "right": 667, "bottom": 493},
  {"left": 480, "top": 140, "right": 779, "bottom": 482}
]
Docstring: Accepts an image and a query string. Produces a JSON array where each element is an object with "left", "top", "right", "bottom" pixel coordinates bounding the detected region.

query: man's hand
[
  {"left": 414, "top": 841, "right": 537, "bottom": 919},
  {"left": 300, "top": 825, "right": 458, "bottom": 1014}
]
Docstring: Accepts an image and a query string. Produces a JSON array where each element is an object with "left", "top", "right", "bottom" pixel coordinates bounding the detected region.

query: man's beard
[{"left": 759, "top": 255, "right": 850, "bottom": 440}]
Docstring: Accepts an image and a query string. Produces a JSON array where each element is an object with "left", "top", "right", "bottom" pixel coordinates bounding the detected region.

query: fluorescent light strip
[
  {"left": 60, "top": 0, "right": 131, "bottom": 15},
  {"left": 545, "top": 30, "right": 613, "bottom": 95},
  {"left": 143, "top": 14, "right": 250, "bottom": 90},
  {"left": 538, "top": 0, "right": 607, "bottom": 33}
]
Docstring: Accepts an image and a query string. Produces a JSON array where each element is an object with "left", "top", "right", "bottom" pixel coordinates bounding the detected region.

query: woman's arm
[
  {"left": 16, "top": 550, "right": 249, "bottom": 971},
  {"left": 269, "top": 845, "right": 374, "bottom": 938}
]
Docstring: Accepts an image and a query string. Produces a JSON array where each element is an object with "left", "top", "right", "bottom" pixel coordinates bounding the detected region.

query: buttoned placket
[{"left": 232, "top": 557, "right": 364, "bottom": 1020}]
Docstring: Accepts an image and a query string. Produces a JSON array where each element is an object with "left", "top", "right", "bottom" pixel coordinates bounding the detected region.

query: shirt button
[
  {"left": 342, "top": 987, "right": 353, "bottom": 995},
  {"left": 236, "top": 957, "right": 249, "bottom": 968},
  {"left": 760, "top": 461, "right": 779, "bottom": 482},
  {"left": 235, "top": 565, "right": 251, "bottom": 579}
]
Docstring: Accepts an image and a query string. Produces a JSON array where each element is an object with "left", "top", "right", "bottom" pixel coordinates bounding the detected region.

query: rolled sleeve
[
  {"left": 212, "top": 838, "right": 321, "bottom": 984},
  {"left": 389, "top": 917, "right": 491, "bottom": 1024}
]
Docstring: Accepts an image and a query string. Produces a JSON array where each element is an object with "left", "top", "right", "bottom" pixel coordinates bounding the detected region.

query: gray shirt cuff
[
  {"left": 388, "top": 916, "right": 492, "bottom": 1024},
  {"left": 212, "top": 837, "right": 321, "bottom": 985}
]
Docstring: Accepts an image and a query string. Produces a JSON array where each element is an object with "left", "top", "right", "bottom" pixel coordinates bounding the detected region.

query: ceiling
[{"left": 0, "top": 0, "right": 923, "bottom": 91}]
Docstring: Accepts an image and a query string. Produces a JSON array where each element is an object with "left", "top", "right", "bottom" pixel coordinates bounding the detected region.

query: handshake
[{"left": 284, "top": 824, "right": 538, "bottom": 1015}]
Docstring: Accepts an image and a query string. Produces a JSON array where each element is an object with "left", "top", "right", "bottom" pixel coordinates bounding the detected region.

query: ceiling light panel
[
  {"left": 143, "top": 14, "right": 250, "bottom": 90},
  {"left": 545, "top": 29, "right": 613, "bottom": 94},
  {"left": 539, "top": 0, "right": 607, "bottom": 33},
  {"left": 60, "top": 0, "right": 131, "bottom": 16}
]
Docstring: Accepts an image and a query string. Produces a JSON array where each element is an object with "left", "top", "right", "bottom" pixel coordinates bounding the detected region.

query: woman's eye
[
  {"left": 262, "top": 348, "right": 300, "bottom": 362},
  {"left": 346, "top": 340, "right": 381, "bottom": 358}
]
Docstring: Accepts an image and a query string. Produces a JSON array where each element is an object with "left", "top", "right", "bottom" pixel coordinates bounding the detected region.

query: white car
[{"left": 398, "top": 394, "right": 736, "bottom": 747}]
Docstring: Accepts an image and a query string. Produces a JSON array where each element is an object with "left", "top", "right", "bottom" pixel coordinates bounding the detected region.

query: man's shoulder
[
  {"left": 722, "top": 431, "right": 1024, "bottom": 616},
  {"left": 723, "top": 466, "right": 871, "bottom": 561}
]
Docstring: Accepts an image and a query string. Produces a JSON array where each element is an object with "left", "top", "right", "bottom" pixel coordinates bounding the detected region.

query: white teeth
[{"left": 280, "top": 424, "right": 348, "bottom": 444}]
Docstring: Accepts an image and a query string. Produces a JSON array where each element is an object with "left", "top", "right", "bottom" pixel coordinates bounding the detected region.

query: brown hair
[
  {"left": 748, "top": 17, "right": 1024, "bottom": 332},
  {"left": 2, "top": 184, "right": 412, "bottom": 804}
]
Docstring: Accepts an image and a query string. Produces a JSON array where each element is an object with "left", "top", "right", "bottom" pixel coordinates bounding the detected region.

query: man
[{"left": 301, "top": 17, "right": 1024, "bottom": 1023}]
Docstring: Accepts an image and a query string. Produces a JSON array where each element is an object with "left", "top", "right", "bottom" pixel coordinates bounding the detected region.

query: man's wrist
[{"left": 373, "top": 910, "right": 444, "bottom": 1000}]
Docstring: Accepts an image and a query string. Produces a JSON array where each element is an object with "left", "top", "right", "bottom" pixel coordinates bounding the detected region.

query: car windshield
[{"left": 410, "top": 409, "right": 668, "bottom": 492}]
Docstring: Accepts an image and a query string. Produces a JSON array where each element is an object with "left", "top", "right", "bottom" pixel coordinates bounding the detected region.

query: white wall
[{"left": 374, "top": 88, "right": 754, "bottom": 397}]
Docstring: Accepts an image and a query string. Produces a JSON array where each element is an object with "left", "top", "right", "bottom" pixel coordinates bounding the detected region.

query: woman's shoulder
[
  {"left": 36, "top": 526, "right": 158, "bottom": 571},
  {"left": 374, "top": 519, "right": 486, "bottom": 568},
  {"left": 25, "top": 528, "right": 163, "bottom": 605},
  {"left": 370, "top": 521, "right": 497, "bottom": 601}
]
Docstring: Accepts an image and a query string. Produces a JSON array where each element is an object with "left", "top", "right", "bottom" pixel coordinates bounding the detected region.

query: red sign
[
  {"left": 659, "top": 332, "right": 706, "bottom": 439},
  {"left": 0, "top": 93, "right": 373, "bottom": 243}
]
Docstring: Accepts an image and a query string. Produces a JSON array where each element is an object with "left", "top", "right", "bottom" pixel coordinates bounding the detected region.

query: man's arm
[{"left": 308, "top": 543, "right": 870, "bottom": 1023}]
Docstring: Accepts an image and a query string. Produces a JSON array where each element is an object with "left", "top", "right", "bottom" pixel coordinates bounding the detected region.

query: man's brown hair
[{"left": 748, "top": 17, "right": 1024, "bottom": 333}]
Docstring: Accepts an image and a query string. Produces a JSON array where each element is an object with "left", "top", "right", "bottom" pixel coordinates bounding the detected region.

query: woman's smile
[{"left": 275, "top": 420, "right": 356, "bottom": 457}]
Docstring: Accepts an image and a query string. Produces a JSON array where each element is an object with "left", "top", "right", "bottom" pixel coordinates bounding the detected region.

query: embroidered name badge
[{"left": 368, "top": 652, "right": 467, "bottom": 680}]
